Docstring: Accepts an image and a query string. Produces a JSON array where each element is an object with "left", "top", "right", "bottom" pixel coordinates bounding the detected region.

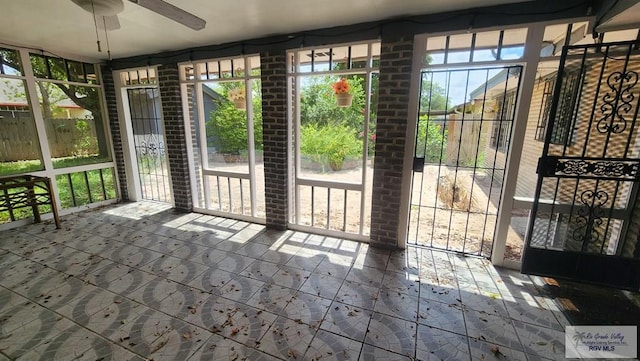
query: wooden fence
[
  {"left": 445, "top": 113, "right": 490, "bottom": 166},
  {"left": 0, "top": 115, "right": 98, "bottom": 161}
]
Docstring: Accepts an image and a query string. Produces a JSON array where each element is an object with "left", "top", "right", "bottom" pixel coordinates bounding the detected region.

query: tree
[
  {"left": 300, "top": 75, "right": 367, "bottom": 132},
  {"left": 0, "top": 49, "right": 109, "bottom": 158},
  {"left": 420, "top": 74, "right": 449, "bottom": 112}
]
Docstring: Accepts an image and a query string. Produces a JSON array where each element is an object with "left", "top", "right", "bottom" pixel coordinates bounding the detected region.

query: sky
[{"left": 425, "top": 47, "right": 525, "bottom": 107}]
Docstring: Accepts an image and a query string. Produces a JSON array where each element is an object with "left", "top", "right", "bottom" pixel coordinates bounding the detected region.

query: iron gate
[
  {"left": 408, "top": 66, "right": 522, "bottom": 257},
  {"left": 522, "top": 41, "right": 640, "bottom": 290}
]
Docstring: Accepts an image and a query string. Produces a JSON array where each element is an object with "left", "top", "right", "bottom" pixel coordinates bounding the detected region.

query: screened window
[
  {"left": 535, "top": 78, "right": 555, "bottom": 141},
  {"left": 490, "top": 122, "right": 511, "bottom": 152},
  {"left": 0, "top": 48, "right": 44, "bottom": 176},
  {"left": 30, "top": 53, "right": 111, "bottom": 168},
  {"left": 0, "top": 48, "right": 23, "bottom": 76},
  {"left": 490, "top": 91, "right": 517, "bottom": 152},
  {"left": 181, "top": 55, "right": 264, "bottom": 218},
  {"left": 120, "top": 68, "right": 157, "bottom": 85},
  {"left": 287, "top": 41, "right": 379, "bottom": 236},
  {"left": 426, "top": 28, "right": 527, "bottom": 65},
  {"left": 535, "top": 71, "right": 581, "bottom": 145},
  {"left": 29, "top": 54, "right": 98, "bottom": 84},
  {"left": 2, "top": 47, "right": 117, "bottom": 224}
]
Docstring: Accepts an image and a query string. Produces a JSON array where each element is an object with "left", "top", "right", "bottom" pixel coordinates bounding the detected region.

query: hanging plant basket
[
  {"left": 233, "top": 98, "right": 246, "bottom": 110},
  {"left": 335, "top": 93, "right": 353, "bottom": 107}
]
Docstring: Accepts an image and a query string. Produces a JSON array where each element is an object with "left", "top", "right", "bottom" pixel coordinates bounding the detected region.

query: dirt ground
[{"left": 142, "top": 160, "right": 527, "bottom": 261}]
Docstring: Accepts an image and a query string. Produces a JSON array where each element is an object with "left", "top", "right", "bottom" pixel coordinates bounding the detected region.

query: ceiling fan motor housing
[{"left": 72, "top": 0, "right": 124, "bottom": 16}]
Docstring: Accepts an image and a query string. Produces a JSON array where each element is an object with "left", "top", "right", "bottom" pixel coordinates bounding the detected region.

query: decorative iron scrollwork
[
  {"left": 572, "top": 190, "right": 608, "bottom": 247},
  {"left": 557, "top": 160, "right": 589, "bottom": 175},
  {"left": 137, "top": 137, "right": 166, "bottom": 157},
  {"left": 592, "top": 162, "right": 628, "bottom": 177},
  {"left": 551, "top": 158, "right": 640, "bottom": 180},
  {"left": 597, "top": 70, "right": 639, "bottom": 134}
]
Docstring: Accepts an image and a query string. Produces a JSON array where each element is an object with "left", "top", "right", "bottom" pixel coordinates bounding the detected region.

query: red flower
[{"left": 332, "top": 78, "right": 350, "bottom": 94}]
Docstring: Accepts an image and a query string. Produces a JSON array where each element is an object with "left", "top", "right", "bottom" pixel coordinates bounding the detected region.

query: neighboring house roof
[
  {"left": 202, "top": 85, "right": 225, "bottom": 101},
  {"left": 469, "top": 67, "right": 522, "bottom": 101},
  {"left": 0, "top": 81, "right": 82, "bottom": 109},
  {"left": 469, "top": 69, "right": 509, "bottom": 100}
]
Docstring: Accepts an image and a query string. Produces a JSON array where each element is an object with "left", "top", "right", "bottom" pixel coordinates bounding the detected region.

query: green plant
[
  {"left": 73, "top": 118, "right": 99, "bottom": 157},
  {"left": 416, "top": 116, "right": 447, "bottom": 163},
  {"left": 0, "top": 160, "right": 43, "bottom": 176},
  {"left": 300, "top": 124, "right": 362, "bottom": 171},
  {"left": 208, "top": 102, "right": 249, "bottom": 154},
  {"left": 206, "top": 82, "right": 263, "bottom": 156},
  {"left": 300, "top": 76, "right": 367, "bottom": 131}
]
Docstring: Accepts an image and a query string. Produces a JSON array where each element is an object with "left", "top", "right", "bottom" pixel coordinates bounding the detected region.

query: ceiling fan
[{"left": 71, "top": 0, "right": 206, "bottom": 31}]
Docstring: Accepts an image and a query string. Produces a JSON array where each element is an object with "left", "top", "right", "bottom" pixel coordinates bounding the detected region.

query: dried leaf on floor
[
  {"left": 490, "top": 345, "right": 504, "bottom": 357},
  {"left": 150, "top": 338, "right": 168, "bottom": 354}
]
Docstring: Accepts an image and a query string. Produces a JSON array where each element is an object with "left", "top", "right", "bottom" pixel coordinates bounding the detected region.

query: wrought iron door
[
  {"left": 522, "top": 41, "right": 640, "bottom": 291},
  {"left": 127, "top": 88, "right": 172, "bottom": 203}
]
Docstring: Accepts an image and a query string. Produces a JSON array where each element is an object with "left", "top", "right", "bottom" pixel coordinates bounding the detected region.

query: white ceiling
[{"left": 0, "top": 0, "right": 529, "bottom": 62}]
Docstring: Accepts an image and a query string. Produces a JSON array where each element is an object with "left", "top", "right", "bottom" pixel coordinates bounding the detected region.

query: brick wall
[
  {"left": 260, "top": 50, "right": 289, "bottom": 230},
  {"left": 158, "top": 64, "right": 193, "bottom": 212},
  {"left": 101, "top": 65, "right": 128, "bottom": 201},
  {"left": 369, "top": 37, "right": 414, "bottom": 249}
]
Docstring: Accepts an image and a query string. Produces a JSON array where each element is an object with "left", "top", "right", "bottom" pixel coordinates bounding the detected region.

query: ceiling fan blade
[
  {"left": 97, "top": 15, "right": 121, "bottom": 31},
  {"left": 128, "top": 0, "right": 206, "bottom": 30}
]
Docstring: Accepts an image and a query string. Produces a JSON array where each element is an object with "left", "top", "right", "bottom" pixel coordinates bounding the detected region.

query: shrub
[
  {"left": 300, "top": 124, "right": 362, "bottom": 171},
  {"left": 437, "top": 172, "right": 477, "bottom": 211},
  {"left": 415, "top": 116, "right": 447, "bottom": 163},
  {"left": 73, "top": 118, "right": 98, "bottom": 157},
  {"left": 207, "top": 100, "right": 263, "bottom": 154}
]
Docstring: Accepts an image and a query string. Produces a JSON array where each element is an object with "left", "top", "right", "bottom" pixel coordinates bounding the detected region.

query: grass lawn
[{"left": 0, "top": 160, "right": 43, "bottom": 177}]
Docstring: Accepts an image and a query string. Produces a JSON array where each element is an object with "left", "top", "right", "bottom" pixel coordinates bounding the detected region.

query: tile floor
[{"left": 0, "top": 202, "right": 573, "bottom": 360}]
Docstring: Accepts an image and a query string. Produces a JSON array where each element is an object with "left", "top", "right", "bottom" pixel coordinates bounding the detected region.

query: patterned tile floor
[{"left": 0, "top": 202, "right": 574, "bottom": 360}]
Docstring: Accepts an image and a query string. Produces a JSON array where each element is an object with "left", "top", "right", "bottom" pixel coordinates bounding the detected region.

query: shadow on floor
[{"left": 539, "top": 277, "right": 640, "bottom": 326}]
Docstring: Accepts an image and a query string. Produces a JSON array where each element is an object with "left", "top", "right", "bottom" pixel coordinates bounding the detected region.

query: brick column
[
  {"left": 370, "top": 37, "right": 414, "bottom": 249},
  {"left": 185, "top": 85, "right": 204, "bottom": 208},
  {"left": 158, "top": 64, "right": 193, "bottom": 212},
  {"left": 260, "top": 50, "right": 289, "bottom": 230},
  {"left": 101, "top": 65, "right": 128, "bottom": 201}
]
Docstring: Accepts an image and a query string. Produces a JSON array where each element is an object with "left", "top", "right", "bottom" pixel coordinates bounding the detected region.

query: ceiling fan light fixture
[
  {"left": 129, "top": 0, "right": 206, "bottom": 30},
  {"left": 72, "top": 0, "right": 124, "bottom": 16}
]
